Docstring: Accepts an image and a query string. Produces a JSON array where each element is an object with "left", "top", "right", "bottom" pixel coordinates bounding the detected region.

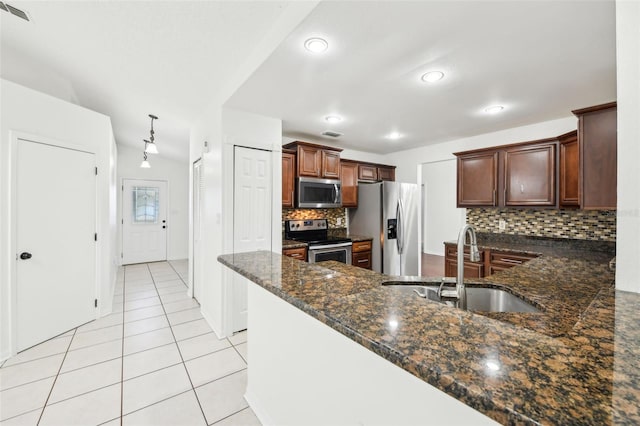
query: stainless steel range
[{"left": 284, "top": 219, "right": 352, "bottom": 265}]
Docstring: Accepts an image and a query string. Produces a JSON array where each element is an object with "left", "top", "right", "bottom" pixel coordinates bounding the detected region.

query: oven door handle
[{"left": 309, "top": 242, "right": 352, "bottom": 250}]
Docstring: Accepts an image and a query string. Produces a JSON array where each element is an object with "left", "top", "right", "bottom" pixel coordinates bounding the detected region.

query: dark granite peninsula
[{"left": 218, "top": 235, "right": 639, "bottom": 425}]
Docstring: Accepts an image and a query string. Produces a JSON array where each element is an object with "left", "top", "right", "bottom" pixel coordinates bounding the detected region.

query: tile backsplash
[
  {"left": 467, "top": 208, "right": 616, "bottom": 241},
  {"left": 282, "top": 208, "right": 347, "bottom": 229}
]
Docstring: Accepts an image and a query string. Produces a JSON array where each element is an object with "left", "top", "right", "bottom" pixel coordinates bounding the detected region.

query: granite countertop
[
  {"left": 218, "top": 235, "right": 639, "bottom": 425},
  {"left": 282, "top": 239, "right": 307, "bottom": 249}
]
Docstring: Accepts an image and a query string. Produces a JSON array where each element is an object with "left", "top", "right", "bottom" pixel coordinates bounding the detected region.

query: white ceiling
[
  {"left": 1, "top": 1, "right": 617, "bottom": 159},
  {"left": 226, "top": 1, "right": 617, "bottom": 154},
  {"left": 1, "top": 1, "right": 293, "bottom": 161}
]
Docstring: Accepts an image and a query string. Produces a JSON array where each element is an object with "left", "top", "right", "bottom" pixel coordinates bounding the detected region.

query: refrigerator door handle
[{"left": 396, "top": 201, "right": 403, "bottom": 254}]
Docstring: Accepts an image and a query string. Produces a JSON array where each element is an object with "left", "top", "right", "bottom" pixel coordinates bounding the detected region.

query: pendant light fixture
[
  {"left": 140, "top": 152, "right": 151, "bottom": 168},
  {"left": 145, "top": 114, "right": 159, "bottom": 154},
  {"left": 139, "top": 114, "right": 159, "bottom": 168}
]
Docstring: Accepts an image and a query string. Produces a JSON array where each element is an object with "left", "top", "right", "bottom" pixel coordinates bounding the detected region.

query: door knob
[{"left": 20, "top": 252, "right": 32, "bottom": 260}]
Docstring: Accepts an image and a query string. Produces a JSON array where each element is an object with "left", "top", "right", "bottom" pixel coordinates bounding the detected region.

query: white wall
[
  {"left": 422, "top": 160, "right": 465, "bottom": 255},
  {"left": 388, "top": 116, "right": 577, "bottom": 184},
  {"left": 247, "top": 282, "right": 498, "bottom": 426},
  {"left": 189, "top": 106, "right": 284, "bottom": 338},
  {"left": 615, "top": 0, "right": 640, "bottom": 293},
  {"left": 0, "top": 79, "right": 118, "bottom": 361},
  {"left": 117, "top": 144, "right": 189, "bottom": 262},
  {"left": 187, "top": 2, "right": 320, "bottom": 337}
]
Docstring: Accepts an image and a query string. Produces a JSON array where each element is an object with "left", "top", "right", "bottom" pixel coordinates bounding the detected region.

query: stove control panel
[{"left": 286, "top": 219, "right": 328, "bottom": 231}]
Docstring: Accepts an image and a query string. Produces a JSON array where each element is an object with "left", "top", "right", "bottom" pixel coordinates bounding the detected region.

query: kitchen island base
[{"left": 245, "top": 281, "right": 498, "bottom": 426}]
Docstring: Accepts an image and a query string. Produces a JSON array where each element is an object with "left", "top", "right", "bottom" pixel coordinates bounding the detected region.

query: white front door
[
  {"left": 192, "top": 159, "right": 203, "bottom": 302},
  {"left": 232, "top": 146, "right": 272, "bottom": 332},
  {"left": 122, "top": 179, "right": 168, "bottom": 265},
  {"left": 16, "top": 138, "right": 96, "bottom": 352}
]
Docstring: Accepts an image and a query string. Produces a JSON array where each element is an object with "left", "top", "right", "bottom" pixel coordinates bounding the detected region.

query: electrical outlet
[
  {"left": 499, "top": 219, "right": 506, "bottom": 231},
  {"left": 336, "top": 217, "right": 343, "bottom": 226}
]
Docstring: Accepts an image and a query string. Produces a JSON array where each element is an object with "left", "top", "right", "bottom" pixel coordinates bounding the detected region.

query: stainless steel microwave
[{"left": 297, "top": 177, "right": 342, "bottom": 208}]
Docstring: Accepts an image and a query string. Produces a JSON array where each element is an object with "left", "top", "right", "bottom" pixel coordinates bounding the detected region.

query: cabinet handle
[
  {"left": 357, "top": 259, "right": 368, "bottom": 264},
  {"left": 499, "top": 258, "right": 523, "bottom": 264}
]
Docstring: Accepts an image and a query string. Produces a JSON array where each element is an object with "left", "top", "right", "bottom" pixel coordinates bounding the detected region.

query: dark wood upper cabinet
[
  {"left": 573, "top": 102, "right": 617, "bottom": 210},
  {"left": 283, "top": 141, "right": 343, "bottom": 179},
  {"left": 358, "top": 164, "right": 378, "bottom": 181},
  {"left": 282, "top": 151, "right": 295, "bottom": 208},
  {"left": 357, "top": 162, "right": 396, "bottom": 182},
  {"left": 456, "top": 151, "right": 498, "bottom": 207},
  {"left": 340, "top": 160, "right": 359, "bottom": 208},
  {"left": 377, "top": 166, "right": 395, "bottom": 181},
  {"left": 504, "top": 142, "right": 556, "bottom": 207},
  {"left": 559, "top": 130, "right": 579, "bottom": 207},
  {"left": 322, "top": 150, "right": 341, "bottom": 179},
  {"left": 297, "top": 145, "right": 323, "bottom": 177}
]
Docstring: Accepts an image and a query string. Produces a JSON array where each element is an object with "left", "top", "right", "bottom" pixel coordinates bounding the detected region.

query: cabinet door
[
  {"left": 457, "top": 152, "right": 498, "bottom": 207},
  {"left": 322, "top": 151, "right": 341, "bottom": 178},
  {"left": 377, "top": 167, "right": 395, "bottom": 181},
  {"left": 445, "top": 259, "right": 484, "bottom": 278},
  {"left": 579, "top": 106, "right": 617, "bottom": 209},
  {"left": 358, "top": 164, "right": 378, "bottom": 181},
  {"left": 504, "top": 143, "right": 556, "bottom": 206},
  {"left": 559, "top": 133, "right": 579, "bottom": 207},
  {"left": 297, "top": 146, "right": 321, "bottom": 177},
  {"left": 340, "top": 161, "right": 359, "bottom": 208},
  {"left": 352, "top": 251, "right": 372, "bottom": 269},
  {"left": 282, "top": 153, "right": 295, "bottom": 208},
  {"left": 283, "top": 247, "right": 307, "bottom": 261}
]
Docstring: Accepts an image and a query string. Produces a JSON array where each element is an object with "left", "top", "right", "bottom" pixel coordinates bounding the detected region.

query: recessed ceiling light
[
  {"left": 304, "top": 37, "right": 328, "bottom": 53},
  {"left": 387, "top": 132, "right": 402, "bottom": 140},
  {"left": 325, "top": 115, "right": 342, "bottom": 123},
  {"left": 484, "top": 105, "right": 505, "bottom": 114},
  {"left": 421, "top": 71, "right": 445, "bottom": 83}
]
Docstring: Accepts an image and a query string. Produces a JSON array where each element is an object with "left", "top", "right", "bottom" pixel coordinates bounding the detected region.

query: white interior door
[
  {"left": 232, "top": 146, "right": 272, "bottom": 332},
  {"left": 122, "top": 179, "right": 167, "bottom": 264},
  {"left": 16, "top": 138, "right": 96, "bottom": 352},
  {"left": 192, "top": 159, "right": 203, "bottom": 302}
]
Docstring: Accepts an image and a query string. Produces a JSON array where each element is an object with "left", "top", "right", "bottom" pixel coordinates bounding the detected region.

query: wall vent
[
  {"left": 2, "top": 3, "right": 30, "bottom": 21},
  {"left": 321, "top": 130, "right": 343, "bottom": 138}
]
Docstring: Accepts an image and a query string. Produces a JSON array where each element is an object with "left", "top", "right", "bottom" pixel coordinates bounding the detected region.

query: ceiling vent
[
  {"left": 1, "top": 2, "right": 30, "bottom": 21},
  {"left": 322, "top": 130, "right": 343, "bottom": 138}
]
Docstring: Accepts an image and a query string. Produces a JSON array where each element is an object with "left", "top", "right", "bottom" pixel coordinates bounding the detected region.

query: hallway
[{"left": 0, "top": 261, "right": 259, "bottom": 425}]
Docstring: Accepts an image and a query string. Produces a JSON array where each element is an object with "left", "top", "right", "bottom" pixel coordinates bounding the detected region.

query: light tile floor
[{"left": 0, "top": 260, "right": 260, "bottom": 426}]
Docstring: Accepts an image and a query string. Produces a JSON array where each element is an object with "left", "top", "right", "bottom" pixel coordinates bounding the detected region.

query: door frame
[
  {"left": 120, "top": 178, "right": 169, "bottom": 265},
  {"left": 8, "top": 131, "right": 98, "bottom": 357},
  {"left": 191, "top": 158, "right": 202, "bottom": 300}
]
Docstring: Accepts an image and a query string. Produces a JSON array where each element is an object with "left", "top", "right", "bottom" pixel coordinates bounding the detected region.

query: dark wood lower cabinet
[
  {"left": 444, "top": 243, "right": 538, "bottom": 278},
  {"left": 444, "top": 259, "right": 484, "bottom": 278},
  {"left": 352, "top": 240, "right": 373, "bottom": 270},
  {"left": 283, "top": 247, "right": 307, "bottom": 261}
]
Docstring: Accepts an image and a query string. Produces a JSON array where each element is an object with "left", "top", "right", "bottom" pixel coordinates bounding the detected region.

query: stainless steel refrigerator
[{"left": 349, "top": 181, "right": 419, "bottom": 275}]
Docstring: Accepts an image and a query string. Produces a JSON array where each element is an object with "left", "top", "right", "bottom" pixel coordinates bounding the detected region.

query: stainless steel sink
[{"left": 382, "top": 282, "right": 540, "bottom": 313}]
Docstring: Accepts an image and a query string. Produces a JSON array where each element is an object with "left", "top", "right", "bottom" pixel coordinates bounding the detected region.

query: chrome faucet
[{"left": 456, "top": 224, "right": 480, "bottom": 304}]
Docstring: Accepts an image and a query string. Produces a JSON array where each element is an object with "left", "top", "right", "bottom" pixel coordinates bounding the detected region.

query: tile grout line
[
  {"left": 145, "top": 263, "right": 209, "bottom": 425},
  {"left": 36, "top": 327, "right": 77, "bottom": 425},
  {"left": 211, "top": 406, "right": 253, "bottom": 425}
]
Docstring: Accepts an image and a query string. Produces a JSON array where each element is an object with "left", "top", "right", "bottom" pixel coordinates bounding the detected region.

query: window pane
[{"left": 132, "top": 186, "right": 159, "bottom": 223}]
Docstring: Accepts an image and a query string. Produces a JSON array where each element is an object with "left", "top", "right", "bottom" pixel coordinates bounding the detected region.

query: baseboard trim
[{"left": 244, "top": 390, "right": 274, "bottom": 426}]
